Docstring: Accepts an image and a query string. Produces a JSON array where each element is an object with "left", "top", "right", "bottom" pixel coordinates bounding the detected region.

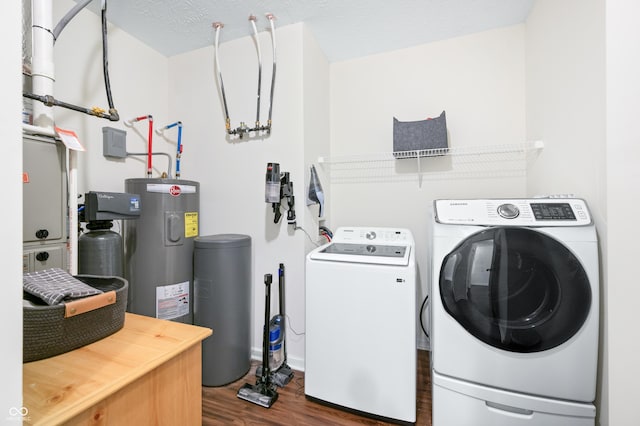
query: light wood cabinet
[{"left": 23, "top": 313, "right": 212, "bottom": 425}]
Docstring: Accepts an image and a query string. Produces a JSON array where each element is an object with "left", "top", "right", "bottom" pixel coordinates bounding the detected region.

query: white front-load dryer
[
  {"left": 430, "top": 199, "right": 599, "bottom": 426},
  {"left": 305, "top": 227, "right": 416, "bottom": 423}
]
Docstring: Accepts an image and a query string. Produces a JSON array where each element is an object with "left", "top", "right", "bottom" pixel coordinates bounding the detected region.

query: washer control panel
[
  {"left": 331, "top": 227, "right": 413, "bottom": 244},
  {"left": 435, "top": 198, "right": 591, "bottom": 226},
  {"left": 310, "top": 227, "right": 414, "bottom": 266},
  {"left": 320, "top": 243, "right": 407, "bottom": 258}
]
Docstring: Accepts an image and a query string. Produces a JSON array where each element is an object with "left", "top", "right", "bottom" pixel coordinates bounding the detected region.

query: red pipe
[
  {"left": 147, "top": 116, "right": 153, "bottom": 177},
  {"left": 133, "top": 115, "right": 153, "bottom": 177}
]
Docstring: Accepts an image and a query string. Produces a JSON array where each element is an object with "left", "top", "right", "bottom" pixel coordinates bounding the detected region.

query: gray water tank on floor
[{"left": 194, "top": 234, "right": 252, "bottom": 387}]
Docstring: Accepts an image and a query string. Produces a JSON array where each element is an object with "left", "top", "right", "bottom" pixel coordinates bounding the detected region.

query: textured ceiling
[{"left": 77, "top": 0, "right": 534, "bottom": 62}]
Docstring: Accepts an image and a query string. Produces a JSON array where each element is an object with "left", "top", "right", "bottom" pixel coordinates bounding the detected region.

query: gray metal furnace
[
  {"left": 124, "top": 178, "right": 199, "bottom": 324},
  {"left": 22, "top": 135, "right": 67, "bottom": 272}
]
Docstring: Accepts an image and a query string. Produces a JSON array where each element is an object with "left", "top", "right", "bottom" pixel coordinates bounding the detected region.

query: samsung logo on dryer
[{"left": 449, "top": 202, "right": 469, "bottom": 206}]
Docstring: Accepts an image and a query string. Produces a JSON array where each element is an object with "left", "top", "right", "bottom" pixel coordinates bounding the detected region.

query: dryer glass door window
[{"left": 440, "top": 227, "right": 591, "bottom": 353}]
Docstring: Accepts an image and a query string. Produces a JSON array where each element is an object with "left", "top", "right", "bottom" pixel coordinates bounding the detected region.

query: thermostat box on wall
[
  {"left": 393, "top": 111, "right": 448, "bottom": 157},
  {"left": 103, "top": 127, "right": 127, "bottom": 158}
]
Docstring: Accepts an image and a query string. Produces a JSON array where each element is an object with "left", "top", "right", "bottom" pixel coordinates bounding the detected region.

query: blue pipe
[
  {"left": 176, "top": 122, "right": 183, "bottom": 178},
  {"left": 162, "top": 121, "right": 183, "bottom": 178}
]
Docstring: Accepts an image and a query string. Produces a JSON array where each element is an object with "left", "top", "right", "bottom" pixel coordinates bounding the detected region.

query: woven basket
[{"left": 23, "top": 275, "right": 128, "bottom": 363}]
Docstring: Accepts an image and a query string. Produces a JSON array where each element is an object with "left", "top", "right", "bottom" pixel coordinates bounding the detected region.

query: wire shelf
[{"left": 317, "top": 141, "right": 544, "bottom": 186}]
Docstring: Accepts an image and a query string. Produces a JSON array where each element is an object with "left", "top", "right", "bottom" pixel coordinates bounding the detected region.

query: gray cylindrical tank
[
  {"left": 78, "top": 228, "right": 123, "bottom": 277},
  {"left": 194, "top": 234, "right": 252, "bottom": 386},
  {"left": 124, "top": 178, "right": 199, "bottom": 324}
]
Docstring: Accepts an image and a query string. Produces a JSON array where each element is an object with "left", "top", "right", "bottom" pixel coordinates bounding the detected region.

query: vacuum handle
[
  {"left": 278, "top": 263, "right": 285, "bottom": 317},
  {"left": 262, "top": 274, "right": 273, "bottom": 374},
  {"left": 278, "top": 263, "right": 288, "bottom": 365}
]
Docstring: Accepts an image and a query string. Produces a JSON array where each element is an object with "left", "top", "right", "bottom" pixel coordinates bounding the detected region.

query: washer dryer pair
[
  {"left": 305, "top": 227, "right": 417, "bottom": 424},
  {"left": 430, "top": 199, "right": 599, "bottom": 426}
]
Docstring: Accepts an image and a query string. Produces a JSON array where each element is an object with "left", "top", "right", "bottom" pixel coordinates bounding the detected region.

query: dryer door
[{"left": 440, "top": 227, "right": 591, "bottom": 353}]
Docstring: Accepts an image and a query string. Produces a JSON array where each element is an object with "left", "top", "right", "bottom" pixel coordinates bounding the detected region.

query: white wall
[
  {"left": 329, "top": 25, "right": 528, "bottom": 349},
  {"left": 605, "top": 2, "right": 640, "bottom": 425},
  {"left": 168, "top": 23, "right": 326, "bottom": 370},
  {"left": 2, "top": 0, "right": 23, "bottom": 421},
  {"left": 53, "top": 0, "right": 170, "bottom": 194},
  {"left": 302, "top": 24, "right": 331, "bottom": 251},
  {"left": 300, "top": 25, "right": 331, "bottom": 362},
  {"left": 524, "top": 0, "right": 608, "bottom": 423},
  {"left": 525, "top": 0, "right": 606, "bottom": 206}
]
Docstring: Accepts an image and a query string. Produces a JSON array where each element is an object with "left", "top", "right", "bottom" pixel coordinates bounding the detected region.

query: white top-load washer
[
  {"left": 430, "top": 199, "right": 599, "bottom": 425},
  {"left": 305, "top": 227, "right": 417, "bottom": 423}
]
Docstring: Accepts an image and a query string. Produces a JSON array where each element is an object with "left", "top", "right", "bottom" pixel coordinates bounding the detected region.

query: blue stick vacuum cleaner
[
  {"left": 256, "top": 263, "right": 294, "bottom": 387},
  {"left": 237, "top": 274, "right": 279, "bottom": 408}
]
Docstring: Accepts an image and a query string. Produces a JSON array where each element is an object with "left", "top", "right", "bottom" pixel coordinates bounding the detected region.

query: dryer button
[{"left": 497, "top": 203, "right": 520, "bottom": 219}]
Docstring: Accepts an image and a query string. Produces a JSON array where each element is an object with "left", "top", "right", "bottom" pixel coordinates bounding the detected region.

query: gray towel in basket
[{"left": 23, "top": 268, "right": 103, "bottom": 305}]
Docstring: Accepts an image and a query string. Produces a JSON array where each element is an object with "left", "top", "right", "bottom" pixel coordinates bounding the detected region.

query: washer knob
[
  {"left": 497, "top": 203, "right": 520, "bottom": 219},
  {"left": 366, "top": 231, "right": 377, "bottom": 240}
]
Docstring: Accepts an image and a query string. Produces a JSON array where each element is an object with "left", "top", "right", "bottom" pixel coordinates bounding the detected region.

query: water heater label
[
  {"left": 169, "top": 185, "right": 181, "bottom": 196},
  {"left": 156, "top": 281, "right": 190, "bottom": 320},
  {"left": 146, "top": 184, "right": 197, "bottom": 194},
  {"left": 185, "top": 212, "right": 198, "bottom": 238}
]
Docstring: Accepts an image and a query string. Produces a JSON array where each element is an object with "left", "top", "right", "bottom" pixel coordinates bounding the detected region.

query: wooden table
[{"left": 23, "top": 313, "right": 212, "bottom": 425}]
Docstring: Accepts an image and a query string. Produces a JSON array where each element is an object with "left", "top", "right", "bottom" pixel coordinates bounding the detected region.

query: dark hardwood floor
[{"left": 202, "top": 350, "right": 432, "bottom": 425}]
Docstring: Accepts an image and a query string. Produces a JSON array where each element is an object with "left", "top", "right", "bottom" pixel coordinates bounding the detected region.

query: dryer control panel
[{"left": 435, "top": 198, "right": 592, "bottom": 226}]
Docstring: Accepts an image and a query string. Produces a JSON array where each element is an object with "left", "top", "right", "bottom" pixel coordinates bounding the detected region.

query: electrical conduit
[{"left": 52, "top": 0, "right": 92, "bottom": 41}]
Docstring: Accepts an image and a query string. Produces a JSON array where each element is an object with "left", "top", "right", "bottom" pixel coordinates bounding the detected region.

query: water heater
[{"left": 124, "top": 178, "right": 199, "bottom": 324}]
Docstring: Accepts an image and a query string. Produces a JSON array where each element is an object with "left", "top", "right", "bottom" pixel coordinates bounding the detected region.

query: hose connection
[{"left": 212, "top": 13, "right": 277, "bottom": 139}]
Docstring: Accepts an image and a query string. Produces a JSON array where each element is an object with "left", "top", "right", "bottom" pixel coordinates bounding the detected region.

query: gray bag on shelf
[{"left": 393, "top": 111, "right": 448, "bottom": 157}]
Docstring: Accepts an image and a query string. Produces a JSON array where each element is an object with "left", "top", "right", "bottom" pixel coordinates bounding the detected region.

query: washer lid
[{"left": 309, "top": 242, "right": 411, "bottom": 266}]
